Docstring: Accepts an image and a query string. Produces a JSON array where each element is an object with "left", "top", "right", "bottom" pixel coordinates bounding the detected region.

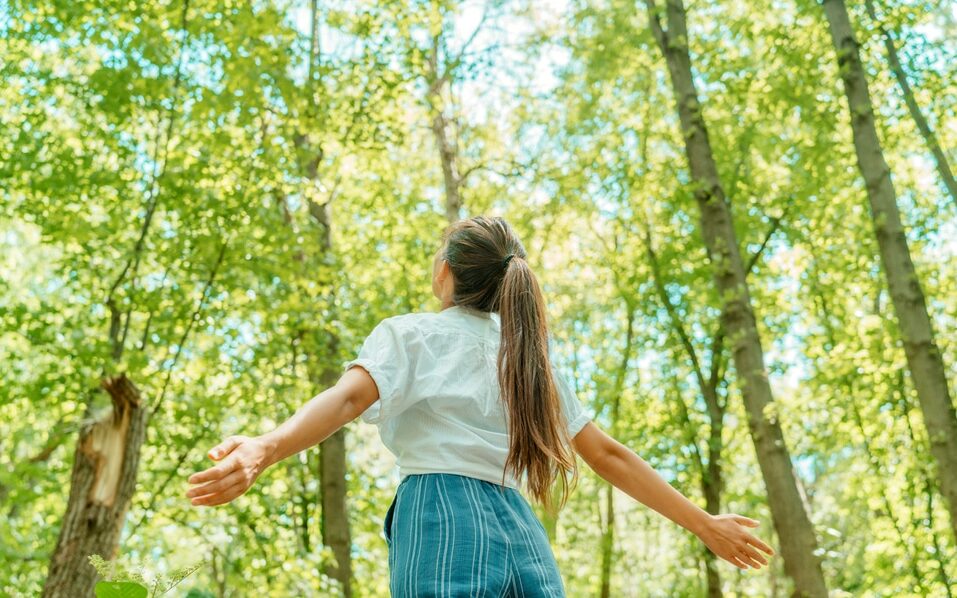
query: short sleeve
[
  {"left": 553, "top": 366, "right": 591, "bottom": 438},
  {"left": 343, "top": 318, "right": 419, "bottom": 425}
]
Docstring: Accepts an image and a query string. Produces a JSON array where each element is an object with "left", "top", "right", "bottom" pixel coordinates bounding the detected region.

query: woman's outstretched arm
[
  {"left": 185, "top": 366, "right": 380, "bottom": 507},
  {"left": 571, "top": 421, "right": 775, "bottom": 571}
]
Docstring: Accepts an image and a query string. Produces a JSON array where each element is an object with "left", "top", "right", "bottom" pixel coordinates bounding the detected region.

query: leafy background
[{"left": 2, "top": 0, "right": 955, "bottom": 595}]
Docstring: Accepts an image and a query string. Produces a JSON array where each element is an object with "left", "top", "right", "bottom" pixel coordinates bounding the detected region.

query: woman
[{"left": 186, "top": 215, "right": 774, "bottom": 596}]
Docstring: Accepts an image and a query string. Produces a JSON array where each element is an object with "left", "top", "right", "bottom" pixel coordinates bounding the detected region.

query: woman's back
[{"left": 345, "top": 304, "right": 591, "bottom": 490}]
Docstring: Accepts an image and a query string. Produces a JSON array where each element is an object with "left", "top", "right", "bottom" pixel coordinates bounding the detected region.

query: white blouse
[{"left": 343, "top": 304, "right": 592, "bottom": 490}]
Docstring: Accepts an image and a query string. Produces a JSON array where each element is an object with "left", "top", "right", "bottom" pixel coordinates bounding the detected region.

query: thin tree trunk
[
  {"left": 643, "top": 2, "right": 828, "bottom": 595},
  {"left": 319, "top": 430, "right": 351, "bottom": 597},
  {"left": 428, "top": 34, "right": 463, "bottom": 224},
  {"left": 296, "top": 187, "right": 351, "bottom": 597},
  {"left": 286, "top": 170, "right": 352, "bottom": 596},
  {"left": 297, "top": 3, "right": 352, "bottom": 593},
  {"left": 315, "top": 207, "right": 351, "bottom": 595},
  {"left": 599, "top": 307, "right": 635, "bottom": 598},
  {"left": 42, "top": 376, "right": 149, "bottom": 597},
  {"left": 864, "top": 0, "right": 957, "bottom": 208},
  {"left": 701, "top": 397, "right": 724, "bottom": 598},
  {"left": 280, "top": 183, "right": 352, "bottom": 596},
  {"left": 895, "top": 372, "right": 954, "bottom": 597},
  {"left": 599, "top": 483, "right": 616, "bottom": 598},
  {"left": 633, "top": 80, "right": 728, "bottom": 593},
  {"left": 641, "top": 224, "right": 728, "bottom": 598},
  {"left": 805, "top": 255, "right": 927, "bottom": 594},
  {"left": 821, "top": 0, "right": 957, "bottom": 541},
  {"left": 306, "top": 140, "right": 352, "bottom": 598}
]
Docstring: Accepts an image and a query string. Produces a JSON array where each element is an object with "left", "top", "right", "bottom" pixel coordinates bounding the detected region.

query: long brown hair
[{"left": 439, "top": 215, "right": 579, "bottom": 512}]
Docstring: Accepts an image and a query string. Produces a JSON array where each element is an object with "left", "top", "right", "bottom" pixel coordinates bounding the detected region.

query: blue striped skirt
[{"left": 382, "top": 472, "right": 567, "bottom": 597}]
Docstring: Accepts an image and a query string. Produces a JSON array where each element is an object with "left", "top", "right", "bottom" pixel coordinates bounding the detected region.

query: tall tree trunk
[
  {"left": 642, "top": 224, "right": 731, "bottom": 598},
  {"left": 42, "top": 376, "right": 148, "bottom": 597},
  {"left": 638, "top": 115, "right": 785, "bottom": 598},
  {"left": 821, "top": 0, "right": 957, "bottom": 541},
  {"left": 599, "top": 483, "right": 616, "bottom": 598},
  {"left": 433, "top": 108, "right": 463, "bottom": 223},
  {"left": 319, "top": 430, "right": 351, "bottom": 596},
  {"left": 599, "top": 307, "right": 634, "bottom": 598},
  {"left": 283, "top": 182, "right": 352, "bottom": 597},
  {"left": 643, "top": 2, "right": 828, "bottom": 595},
  {"left": 864, "top": 0, "right": 957, "bottom": 208},
  {"left": 313, "top": 200, "right": 352, "bottom": 597},
  {"left": 42, "top": 2, "right": 193, "bottom": 592},
  {"left": 428, "top": 33, "right": 464, "bottom": 224},
  {"left": 701, "top": 382, "right": 725, "bottom": 598},
  {"left": 298, "top": 3, "right": 352, "bottom": 593}
]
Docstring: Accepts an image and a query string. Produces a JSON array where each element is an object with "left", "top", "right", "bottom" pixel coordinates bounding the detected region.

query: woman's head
[
  {"left": 433, "top": 215, "right": 580, "bottom": 512},
  {"left": 432, "top": 216, "right": 525, "bottom": 310}
]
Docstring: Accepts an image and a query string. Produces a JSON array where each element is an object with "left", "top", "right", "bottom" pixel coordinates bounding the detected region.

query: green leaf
[{"left": 94, "top": 581, "right": 149, "bottom": 598}]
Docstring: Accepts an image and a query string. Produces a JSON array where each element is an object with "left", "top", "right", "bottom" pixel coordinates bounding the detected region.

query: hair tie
[{"left": 502, "top": 253, "right": 516, "bottom": 270}]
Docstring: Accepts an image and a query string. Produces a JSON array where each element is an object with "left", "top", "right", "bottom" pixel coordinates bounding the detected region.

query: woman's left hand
[{"left": 696, "top": 513, "right": 775, "bottom": 570}]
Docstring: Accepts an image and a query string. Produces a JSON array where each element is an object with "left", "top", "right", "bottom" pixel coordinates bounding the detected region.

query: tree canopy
[{"left": 2, "top": 0, "right": 955, "bottom": 596}]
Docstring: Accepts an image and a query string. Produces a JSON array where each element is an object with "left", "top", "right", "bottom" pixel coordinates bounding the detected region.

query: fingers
[
  {"left": 738, "top": 545, "right": 768, "bottom": 568},
  {"left": 745, "top": 542, "right": 770, "bottom": 565},
  {"left": 208, "top": 436, "right": 243, "bottom": 461},
  {"left": 188, "top": 454, "right": 239, "bottom": 485},
  {"left": 187, "top": 467, "right": 246, "bottom": 503},
  {"left": 733, "top": 515, "right": 760, "bottom": 527},
  {"left": 190, "top": 478, "right": 248, "bottom": 507},
  {"left": 736, "top": 552, "right": 760, "bottom": 569},
  {"left": 726, "top": 550, "right": 760, "bottom": 571},
  {"left": 746, "top": 533, "right": 776, "bottom": 556},
  {"left": 728, "top": 554, "right": 749, "bottom": 570}
]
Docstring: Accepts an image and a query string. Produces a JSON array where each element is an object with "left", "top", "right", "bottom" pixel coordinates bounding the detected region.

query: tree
[
  {"left": 819, "top": 0, "right": 957, "bottom": 541},
  {"left": 643, "top": 1, "right": 829, "bottom": 595}
]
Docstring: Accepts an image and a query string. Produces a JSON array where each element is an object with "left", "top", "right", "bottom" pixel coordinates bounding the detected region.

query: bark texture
[
  {"left": 42, "top": 2, "right": 193, "bottom": 592},
  {"left": 315, "top": 201, "right": 352, "bottom": 595},
  {"left": 822, "top": 0, "right": 957, "bottom": 541},
  {"left": 599, "top": 307, "right": 634, "bottom": 598},
  {"left": 319, "top": 429, "right": 351, "bottom": 597},
  {"left": 644, "top": 2, "right": 828, "bottom": 595},
  {"left": 42, "top": 376, "right": 148, "bottom": 598},
  {"left": 428, "top": 34, "right": 464, "bottom": 224},
  {"left": 643, "top": 226, "right": 727, "bottom": 598},
  {"left": 298, "top": 2, "right": 353, "bottom": 591}
]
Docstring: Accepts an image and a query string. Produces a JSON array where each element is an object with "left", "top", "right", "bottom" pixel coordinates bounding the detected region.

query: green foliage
[
  {"left": 88, "top": 553, "right": 204, "bottom": 597},
  {"left": 95, "top": 583, "right": 148, "bottom": 598},
  {"left": 1, "top": 0, "right": 955, "bottom": 596}
]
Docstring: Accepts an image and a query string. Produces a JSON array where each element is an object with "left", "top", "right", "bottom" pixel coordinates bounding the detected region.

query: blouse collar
[{"left": 446, "top": 304, "right": 496, "bottom": 320}]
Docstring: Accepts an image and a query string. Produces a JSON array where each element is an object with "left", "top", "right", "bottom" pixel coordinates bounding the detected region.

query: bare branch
[
  {"left": 640, "top": 222, "right": 708, "bottom": 391},
  {"left": 147, "top": 240, "right": 228, "bottom": 416}
]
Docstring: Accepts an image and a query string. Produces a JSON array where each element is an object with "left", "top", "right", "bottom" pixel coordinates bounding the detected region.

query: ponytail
[
  {"left": 497, "top": 254, "right": 579, "bottom": 512},
  {"left": 437, "top": 215, "right": 579, "bottom": 512}
]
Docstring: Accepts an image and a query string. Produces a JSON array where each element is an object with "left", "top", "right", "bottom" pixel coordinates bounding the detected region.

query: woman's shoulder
[
  {"left": 376, "top": 310, "right": 443, "bottom": 336},
  {"left": 379, "top": 308, "right": 487, "bottom": 341},
  {"left": 380, "top": 310, "right": 435, "bottom": 324}
]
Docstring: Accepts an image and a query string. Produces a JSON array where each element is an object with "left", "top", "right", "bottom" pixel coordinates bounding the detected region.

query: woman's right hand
[
  {"left": 185, "top": 435, "right": 271, "bottom": 507},
  {"left": 696, "top": 513, "right": 776, "bottom": 570}
]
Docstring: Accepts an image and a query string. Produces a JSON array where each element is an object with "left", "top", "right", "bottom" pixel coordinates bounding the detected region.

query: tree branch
[{"left": 147, "top": 239, "right": 228, "bottom": 416}]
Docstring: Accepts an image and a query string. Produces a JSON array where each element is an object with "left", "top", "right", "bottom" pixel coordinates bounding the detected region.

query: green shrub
[{"left": 88, "top": 553, "right": 206, "bottom": 597}]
